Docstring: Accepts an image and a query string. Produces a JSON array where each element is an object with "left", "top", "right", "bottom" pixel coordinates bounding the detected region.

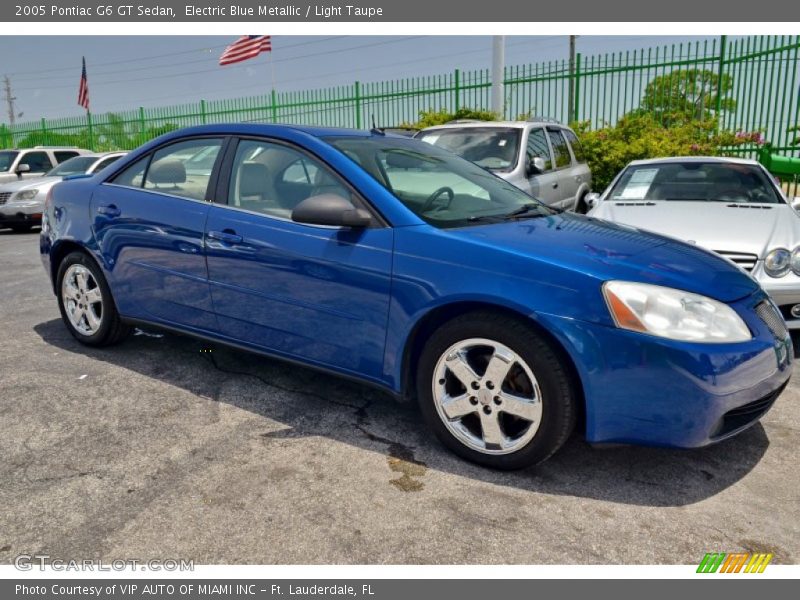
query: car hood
[
  {"left": 0, "top": 176, "right": 62, "bottom": 193},
  {"left": 590, "top": 200, "right": 799, "bottom": 259},
  {"left": 448, "top": 212, "right": 759, "bottom": 303}
]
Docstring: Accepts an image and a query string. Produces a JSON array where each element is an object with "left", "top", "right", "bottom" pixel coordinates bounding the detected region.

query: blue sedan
[{"left": 40, "top": 124, "right": 792, "bottom": 469}]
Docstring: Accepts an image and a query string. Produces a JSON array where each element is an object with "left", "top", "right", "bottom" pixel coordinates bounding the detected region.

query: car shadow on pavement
[{"left": 34, "top": 318, "right": 772, "bottom": 508}]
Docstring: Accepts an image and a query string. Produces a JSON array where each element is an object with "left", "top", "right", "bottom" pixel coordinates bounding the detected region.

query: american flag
[
  {"left": 77, "top": 57, "right": 89, "bottom": 111},
  {"left": 219, "top": 36, "right": 272, "bottom": 66}
]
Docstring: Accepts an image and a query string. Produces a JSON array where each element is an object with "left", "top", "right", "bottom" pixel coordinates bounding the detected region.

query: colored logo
[{"left": 697, "top": 552, "right": 773, "bottom": 573}]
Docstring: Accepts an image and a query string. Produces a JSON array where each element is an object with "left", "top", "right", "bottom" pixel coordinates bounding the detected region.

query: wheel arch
[
  {"left": 49, "top": 240, "right": 98, "bottom": 292},
  {"left": 399, "top": 300, "right": 586, "bottom": 431}
]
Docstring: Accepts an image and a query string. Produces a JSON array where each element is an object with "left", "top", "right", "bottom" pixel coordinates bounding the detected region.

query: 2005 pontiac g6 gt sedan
[{"left": 39, "top": 124, "right": 792, "bottom": 469}]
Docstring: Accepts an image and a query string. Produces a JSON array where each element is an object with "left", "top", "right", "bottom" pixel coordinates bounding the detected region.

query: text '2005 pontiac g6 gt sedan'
[{"left": 40, "top": 124, "right": 792, "bottom": 469}]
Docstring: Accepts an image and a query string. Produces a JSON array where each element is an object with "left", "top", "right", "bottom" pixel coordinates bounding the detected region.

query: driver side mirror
[
  {"left": 585, "top": 192, "right": 601, "bottom": 209},
  {"left": 292, "top": 194, "right": 372, "bottom": 228},
  {"left": 15, "top": 163, "right": 30, "bottom": 175},
  {"left": 527, "top": 157, "right": 546, "bottom": 176}
]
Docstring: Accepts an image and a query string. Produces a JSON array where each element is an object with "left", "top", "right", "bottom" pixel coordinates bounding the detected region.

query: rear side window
[
  {"left": 563, "top": 129, "right": 586, "bottom": 163},
  {"left": 547, "top": 129, "right": 572, "bottom": 168},
  {"left": 20, "top": 151, "right": 53, "bottom": 172},
  {"left": 54, "top": 151, "right": 80, "bottom": 163},
  {"left": 526, "top": 128, "right": 553, "bottom": 171},
  {"left": 143, "top": 138, "right": 222, "bottom": 201},
  {"left": 112, "top": 156, "right": 149, "bottom": 188}
]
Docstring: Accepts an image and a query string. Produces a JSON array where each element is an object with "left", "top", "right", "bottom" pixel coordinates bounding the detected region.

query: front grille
[
  {"left": 712, "top": 381, "right": 787, "bottom": 438},
  {"left": 756, "top": 299, "right": 789, "bottom": 339},
  {"left": 714, "top": 250, "right": 758, "bottom": 272},
  {"left": 0, "top": 192, "right": 10, "bottom": 205}
]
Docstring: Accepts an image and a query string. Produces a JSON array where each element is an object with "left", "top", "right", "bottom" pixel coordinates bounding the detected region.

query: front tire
[
  {"left": 416, "top": 312, "right": 577, "bottom": 470},
  {"left": 56, "top": 251, "right": 131, "bottom": 346}
]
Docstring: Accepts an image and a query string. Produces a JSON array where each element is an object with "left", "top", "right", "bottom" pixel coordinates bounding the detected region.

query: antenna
[{"left": 369, "top": 114, "right": 385, "bottom": 135}]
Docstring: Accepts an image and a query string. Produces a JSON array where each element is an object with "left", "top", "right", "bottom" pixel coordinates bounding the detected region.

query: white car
[
  {"left": 0, "top": 146, "right": 92, "bottom": 184},
  {"left": 0, "top": 152, "right": 126, "bottom": 232},
  {"left": 587, "top": 156, "right": 800, "bottom": 329}
]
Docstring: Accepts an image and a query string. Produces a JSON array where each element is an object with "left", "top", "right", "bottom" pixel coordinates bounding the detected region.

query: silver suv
[
  {"left": 0, "top": 146, "right": 92, "bottom": 185},
  {"left": 415, "top": 119, "right": 592, "bottom": 212}
]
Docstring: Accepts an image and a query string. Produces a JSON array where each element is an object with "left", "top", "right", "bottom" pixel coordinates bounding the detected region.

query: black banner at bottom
[{"left": 3, "top": 579, "right": 797, "bottom": 600}]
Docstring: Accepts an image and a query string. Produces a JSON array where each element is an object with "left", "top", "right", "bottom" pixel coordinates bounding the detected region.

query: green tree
[
  {"left": 574, "top": 112, "right": 750, "bottom": 190},
  {"left": 639, "top": 69, "right": 736, "bottom": 124},
  {"left": 402, "top": 107, "right": 498, "bottom": 129}
]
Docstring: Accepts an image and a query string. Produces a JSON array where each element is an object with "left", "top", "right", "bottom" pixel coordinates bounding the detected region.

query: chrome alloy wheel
[
  {"left": 432, "top": 338, "right": 542, "bottom": 455},
  {"left": 61, "top": 264, "right": 104, "bottom": 336}
]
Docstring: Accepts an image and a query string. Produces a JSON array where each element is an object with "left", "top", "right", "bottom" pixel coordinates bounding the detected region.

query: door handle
[
  {"left": 552, "top": 182, "right": 559, "bottom": 189},
  {"left": 96, "top": 204, "right": 121, "bottom": 217},
  {"left": 207, "top": 229, "right": 243, "bottom": 245}
]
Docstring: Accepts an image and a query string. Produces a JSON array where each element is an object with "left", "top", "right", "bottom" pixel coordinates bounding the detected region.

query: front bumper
[
  {"left": 539, "top": 289, "right": 792, "bottom": 448},
  {"left": 0, "top": 199, "right": 44, "bottom": 225}
]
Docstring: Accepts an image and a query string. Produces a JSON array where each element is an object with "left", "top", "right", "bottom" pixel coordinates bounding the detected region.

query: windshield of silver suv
[
  {"left": 327, "top": 135, "right": 553, "bottom": 229},
  {"left": 0, "top": 151, "right": 19, "bottom": 172},
  {"left": 415, "top": 127, "right": 521, "bottom": 171}
]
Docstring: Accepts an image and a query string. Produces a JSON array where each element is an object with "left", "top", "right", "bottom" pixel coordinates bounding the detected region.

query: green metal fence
[{"left": 2, "top": 35, "right": 799, "bottom": 162}]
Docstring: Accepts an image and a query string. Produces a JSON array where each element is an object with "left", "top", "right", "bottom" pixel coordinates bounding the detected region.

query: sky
[{"left": 0, "top": 35, "right": 725, "bottom": 122}]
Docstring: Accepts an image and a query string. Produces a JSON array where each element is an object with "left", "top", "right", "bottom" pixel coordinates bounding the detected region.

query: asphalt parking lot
[{"left": 1, "top": 228, "right": 798, "bottom": 565}]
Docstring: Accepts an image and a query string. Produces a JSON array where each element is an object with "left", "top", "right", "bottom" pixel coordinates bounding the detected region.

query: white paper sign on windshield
[{"left": 619, "top": 168, "right": 659, "bottom": 199}]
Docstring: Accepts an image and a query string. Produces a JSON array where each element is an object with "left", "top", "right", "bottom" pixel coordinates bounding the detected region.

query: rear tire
[
  {"left": 416, "top": 311, "right": 577, "bottom": 470},
  {"left": 56, "top": 251, "right": 131, "bottom": 346}
]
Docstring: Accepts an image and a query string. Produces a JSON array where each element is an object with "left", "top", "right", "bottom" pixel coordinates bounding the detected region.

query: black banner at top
[{"left": 2, "top": 0, "right": 800, "bottom": 22}]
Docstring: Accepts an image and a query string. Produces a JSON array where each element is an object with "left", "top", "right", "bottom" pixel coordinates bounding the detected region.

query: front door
[
  {"left": 524, "top": 127, "right": 561, "bottom": 206},
  {"left": 204, "top": 137, "right": 393, "bottom": 382}
]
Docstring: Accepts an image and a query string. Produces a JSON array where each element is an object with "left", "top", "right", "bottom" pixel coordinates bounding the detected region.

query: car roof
[
  {"left": 419, "top": 120, "right": 568, "bottom": 131},
  {"left": 628, "top": 156, "right": 760, "bottom": 167},
  {"left": 158, "top": 123, "right": 379, "bottom": 140}
]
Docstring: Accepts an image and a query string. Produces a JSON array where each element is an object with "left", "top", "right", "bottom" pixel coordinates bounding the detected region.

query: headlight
[
  {"left": 764, "top": 248, "right": 791, "bottom": 277},
  {"left": 13, "top": 189, "right": 39, "bottom": 201},
  {"left": 791, "top": 248, "right": 800, "bottom": 276},
  {"left": 603, "top": 281, "right": 751, "bottom": 343}
]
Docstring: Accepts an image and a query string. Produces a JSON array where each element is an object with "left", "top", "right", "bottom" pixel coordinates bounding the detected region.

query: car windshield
[
  {"left": 0, "top": 151, "right": 19, "bottom": 172},
  {"left": 416, "top": 127, "right": 521, "bottom": 171},
  {"left": 607, "top": 162, "right": 783, "bottom": 204},
  {"left": 46, "top": 156, "right": 97, "bottom": 177},
  {"left": 326, "top": 135, "right": 554, "bottom": 228}
]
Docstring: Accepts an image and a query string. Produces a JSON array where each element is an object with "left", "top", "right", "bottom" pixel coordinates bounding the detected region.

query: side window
[
  {"left": 526, "top": 128, "right": 553, "bottom": 171},
  {"left": 547, "top": 129, "right": 572, "bottom": 168},
  {"left": 563, "top": 129, "right": 586, "bottom": 163},
  {"left": 54, "top": 151, "right": 80, "bottom": 163},
  {"left": 228, "top": 139, "right": 349, "bottom": 220},
  {"left": 20, "top": 151, "right": 53, "bottom": 173},
  {"left": 281, "top": 158, "right": 319, "bottom": 184},
  {"left": 93, "top": 156, "right": 123, "bottom": 172},
  {"left": 143, "top": 138, "right": 222, "bottom": 201},
  {"left": 112, "top": 156, "right": 149, "bottom": 188}
]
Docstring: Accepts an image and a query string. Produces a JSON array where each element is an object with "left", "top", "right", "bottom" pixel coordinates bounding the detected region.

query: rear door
[
  {"left": 204, "top": 136, "right": 394, "bottom": 382},
  {"left": 562, "top": 128, "right": 591, "bottom": 195},
  {"left": 91, "top": 137, "right": 225, "bottom": 330},
  {"left": 524, "top": 127, "right": 561, "bottom": 206},
  {"left": 545, "top": 127, "right": 579, "bottom": 206}
]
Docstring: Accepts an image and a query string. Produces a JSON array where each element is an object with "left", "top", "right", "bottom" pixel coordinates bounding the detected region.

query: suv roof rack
[
  {"left": 526, "top": 116, "right": 561, "bottom": 124},
  {"left": 445, "top": 119, "right": 487, "bottom": 124},
  {"left": 33, "top": 145, "right": 80, "bottom": 149}
]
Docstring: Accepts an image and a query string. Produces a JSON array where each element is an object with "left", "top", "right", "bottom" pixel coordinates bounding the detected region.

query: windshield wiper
[{"left": 502, "top": 203, "right": 552, "bottom": 220}]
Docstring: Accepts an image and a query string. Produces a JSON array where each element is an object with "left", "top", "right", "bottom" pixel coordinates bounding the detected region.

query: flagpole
[{"left": 269, "top": 49, "right": 276, "bottom": 94}]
